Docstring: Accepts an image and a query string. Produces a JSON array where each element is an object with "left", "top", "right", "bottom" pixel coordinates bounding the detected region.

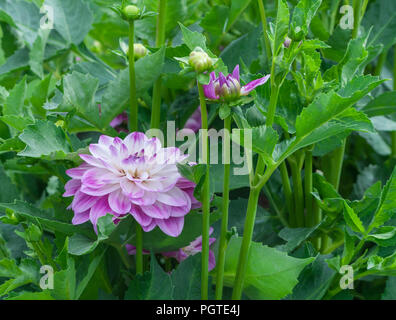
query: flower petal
[
  {"left": 240, "top": 74, "right": 270, "bottom": 95},
  {"left": 156, "top": 216, "right": 184, "bottom": 237},
  {"left": 108, "top": 188, "right": 132, "bottom": 214},
  {"left": 232, "top": 65, "right": 240, "bottom": 82}
]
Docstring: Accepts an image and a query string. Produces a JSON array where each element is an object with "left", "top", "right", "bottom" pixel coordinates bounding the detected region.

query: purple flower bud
[
  {"left": 284, "top": 36, "right": 292, "bottom": 48},
  {"left": 203, "top": 65, "right": 270, "bottom": 102}
]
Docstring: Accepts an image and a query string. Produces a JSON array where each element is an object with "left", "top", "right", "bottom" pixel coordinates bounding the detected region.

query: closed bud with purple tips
[{"left": 203, "top": 65, "right": 270, "bottom": 103}]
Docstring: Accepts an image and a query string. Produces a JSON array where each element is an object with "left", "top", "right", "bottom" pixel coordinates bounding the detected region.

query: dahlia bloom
[
  {"left": 126, "top": 227, "right": 216, "bottom": 271},
  {"left": 63, "top": 132, "right": 200, "bottom": 237},
  {"left": 203, "top": 65, "right": 270, "bottom": 102}
]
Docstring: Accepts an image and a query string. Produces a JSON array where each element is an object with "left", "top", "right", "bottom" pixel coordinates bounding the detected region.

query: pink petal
[
  {"left": 72, "top": 210, "right": 90, "bottom": 225},
  {"left": 108, "top": 188, "right": 132, "bottom": 214},
  {"left": 63, "top": 179, "right": 81, "bottom": 197},
  {"left": 72, "top": 191, "right": 98, "bottom": 213},
  {"left": 156, "top": 216, "right": 184, "bottom": 237},
  {"left": 141, "top": 202, "right": 171, "bottom": 219},
  {"left": 232, "top": 65, "right": 240, "bottom": 82},
  {"left": 240, "top": 74, "right": 270, "bottom": 95}
]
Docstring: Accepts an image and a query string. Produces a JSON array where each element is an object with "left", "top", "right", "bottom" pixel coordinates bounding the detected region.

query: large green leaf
[
  {"left": 45, "top": 0, "right": 93, "bottom": 45},
  {"left": 226, "top": 0, "right": 252, "bottom": 31},
  {"left": 272, "top": 0, "right": 290, "bottom": 56},
  {"left": 62, "top": 72, "right": 100, "bottom": 128},
  {"left": 125, "top": 255, "right": 173, "bottom": 300},
  {"left": 362, "top": 0, "right": 396, "bottom": 52},
  {"left": 361, "top": 91, "right": 396, "bottom": 117},
  {"left": 18, "top": 120, "right": 72, "bottom": 159},
  {"left": 219, "top": 237, "right": 315, "bottom": 299},
  {"left": 290, "top": 0, "right": 322, "bottom": 40},
  {"left": 0, "top": 200, "right": 95, "bottom": 238},
  {"left": 369, "top": 166, "right": 396, "bottom": 232}
]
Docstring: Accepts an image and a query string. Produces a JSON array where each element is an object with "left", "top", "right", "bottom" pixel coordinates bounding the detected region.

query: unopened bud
[
  {"left": 122, "top": 5, "right": 140, "bottom": 21},
  {"left": 133, "top": 43, "right": 147, "bottom": 60},
  {"left": 284, "top": 36, "right": 292, "bottom": 48},
  {"left": 188, "top": 47, "right": 213, "bottom": 73},
  {"left": 55, "top": 120, "right": 65, "bottom": 128}
]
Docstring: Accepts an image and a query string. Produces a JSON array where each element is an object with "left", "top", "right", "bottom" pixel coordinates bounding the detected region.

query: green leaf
[
  {"left": 172, "top": 253, "right": 204, "bottom": 300},
  {"left": 382, "top": 277, "right": 396, "bottom": 300},
  {"left": 6, "top": 291, "right": 55, "bottom": 300},
  {"left": 219, "top": 237, "right": 315, "bottom": 299},
  {"left": 18, "top": 120, "right": 71, "bottom": 159},
  {"left": 278, "top": 227, "right": 318, "bottom": 253},
  {"left": 3, "top": 76, "right": 27, "bottom": 116},
  {"left": 290, "top": 0, "right": 322, "bottom": 40},
  {"left": 45, "top": 0, "right": 94, "bottom": 45},
  {"left": 179, "top": 22, "right": 208, "bottom": 52},
  {"left": 362, "top": 0, "right": 396, "bottom": 52},
  {"left": 272, "top": 0, "right": 290, "bottom": 56},
  {"left": 342, "top": 201, "right": 365, "bottom": 234},
  {"left": 125, "top": 255, "right": 173, "bottom": 300},
  {"left": 367, "top": 226, "right": 396, "bottom": 247},
  {"left": 369, "top": 166, "right": 396, "bottom": 232},
  {"left": 226, "top": 0, "right": 253, "bottom": 31},
  {"left": 62, "top": 72, "right": 100, "bottom": 128},
  {"left": 50, "top": 257, "right": 76, "bottom": 300},
  {"left": 361, "top": 91, "right": 396, "bottom": 117},
  {"left": 275, "top": 76, "right": 383, "bottom": 162},
  {"left": 0, "top": 258, "right": 39, "bottom": 297},
  {"left": 0, "top": 200, "right": 95, "bottom": 238}
]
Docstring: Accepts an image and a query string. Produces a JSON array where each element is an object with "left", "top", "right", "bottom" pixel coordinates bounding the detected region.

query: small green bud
[
  {"left": 26, "top": 224, "right": 42, "bottom": 242},
  {"left": 188, "top": 47, "right": 213, "bottom": 73},
  {"left": 133, "top": 43, "right": 148, "bottom": 60},
  {"left": 122, "top": 5, "right": 140, "bottom": 21},
  {"left": 55, "top": 120, "right": 65, "bottom": 128}
]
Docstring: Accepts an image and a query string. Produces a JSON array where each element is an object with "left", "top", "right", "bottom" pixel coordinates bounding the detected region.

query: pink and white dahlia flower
[{"left": 63, "top": 132, "right": 200, "bottom": 237}]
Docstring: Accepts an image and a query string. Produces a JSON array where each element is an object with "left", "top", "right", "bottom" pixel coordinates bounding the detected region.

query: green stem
[
  {"left": 231, "top": 187, "right": 261, "bottom": 300},
  {"left": 279, "top": 161, "right": 295, "bottom": 227},
  {"left": 374, "top": 51, "right": 387, "bottom": 76},
  {"left": 352, "top": 0, "right": 363, "bottom": 39},
  {"left": 128, "top": 21, "right": 138, "bottom": 132},
  {"left": 327, "top": 139, "right": 346, "bottom": 191},
  {"left": 215, "top": 114, "right": 232, "bottom": 300},
  {"left": 391, "top": 46, "right": 396, "bottom": 157},
  {"left": 135, "top": 224, "right": 144, "bottom": 274},
  {"left": 257, "top": 0, "right": 272, "bottom": 59},
  {"left": 304, "top": 147, "right": 313, "bottom": 227},
  {"left": 289, "top": 157, "right": 305, "bottom": 227},
  {"left": 198, "top": 82, "right": 210, "bottom": 300},
  {"left": 312, "top": 200, "right": 321, "bottom": 250},
  {"left": 150, "top": 0, "right": 167, "bottom": 129}
]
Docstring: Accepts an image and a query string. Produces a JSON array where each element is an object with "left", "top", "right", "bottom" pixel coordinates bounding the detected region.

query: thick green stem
[
  {"left": 257, "top": 0, "right": 272, "bottom": 59},
  {"left": 135, "top": 224, "right": 143, "bottom": 274},
  {"left": 392, "top": 46, "right": 396, "bottom": 157},
  {"left": 352, "top": 0, "right": 363, "bottom": 39},
  {"left": 289, "top": 157, "right": 305, "bottom": 227},
  {"left": 198, "top": 82, "right": 210, "bottom": 300},
  {"left": 150, "top": 0, "right": 167, "bottom": 129},
  {"left": 304, "top": 147, "right": 313, "bottom": 227},
  {"left": 215, "top": 115, "right": 231, "bottom": 300},
  {"left": 374, "top": 51, "right": 387, "bottom": 77},
  {"left": 327, "top": 140, "right": 346, "bottom": 191},
  {"left": 279, "top": 161, "right": 295, "bottom": 227},
  {"left": 128, "top": 21, "right": 138, "bottom": 132},
  {"left": 231, "top": 187, "right": 261, "bottom": 300}
]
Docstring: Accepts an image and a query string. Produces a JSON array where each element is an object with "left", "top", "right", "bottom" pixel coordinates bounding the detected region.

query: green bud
[
  {"left": 188, "top": 47, "right": 213, "bottom": 73},
  {"left": 122, "top": 5, "right": 140, "bottom": 21},
  {"left": 133, "top": 43, "right": 148, "bottom": 60},
  {"left": 26, "top": 224, "right": 42, "bottom": 242}
]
